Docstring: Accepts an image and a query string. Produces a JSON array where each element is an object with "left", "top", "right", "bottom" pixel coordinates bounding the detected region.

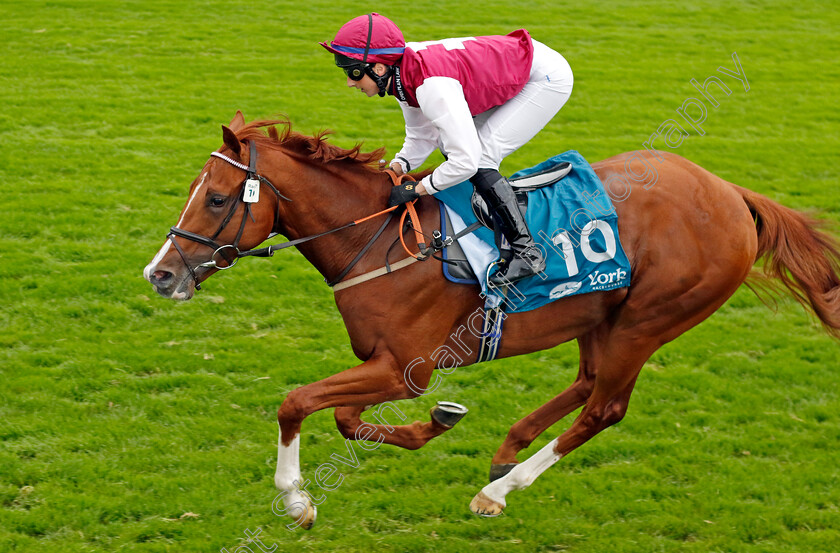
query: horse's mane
[{"left": 233, "top": 119, "right": 386, "bottom": 171}]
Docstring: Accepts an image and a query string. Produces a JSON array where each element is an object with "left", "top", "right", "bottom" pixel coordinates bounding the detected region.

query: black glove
[{"left": 388, "top": 182, "right": 420, "bottom": 207}]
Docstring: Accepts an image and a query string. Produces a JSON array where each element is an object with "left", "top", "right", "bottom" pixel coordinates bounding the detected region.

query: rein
[
  {"left": 240, "top": 171, "right": 427, "bottom": 287},
  {"left": 167, "top": 146, "right": 430, "bottom": 291}
]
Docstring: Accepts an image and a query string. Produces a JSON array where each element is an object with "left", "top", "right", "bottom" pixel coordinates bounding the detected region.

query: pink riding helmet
[{"left": 319, "top": 13, "right": 405, "bottom": 65}]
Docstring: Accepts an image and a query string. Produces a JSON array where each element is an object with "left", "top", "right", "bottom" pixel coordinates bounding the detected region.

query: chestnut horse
[{"left": 144, "top": 113, "right": 840, "bottom": 528}]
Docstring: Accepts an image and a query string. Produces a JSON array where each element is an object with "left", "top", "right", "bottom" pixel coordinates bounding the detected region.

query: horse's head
[
  {"left": 143, "top": 112, "right": 284, "bottom": 300},
  {"left": 145, "top": 112, "right": 394, "bottom": 300}
]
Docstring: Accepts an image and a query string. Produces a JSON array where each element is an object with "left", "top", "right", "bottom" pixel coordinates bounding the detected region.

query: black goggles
[
  {"left": 334, "top": 54, "right": 368, "bottom": 81},
  {"left": 343, "top": 65, "right": 367, "bottom": 81}
]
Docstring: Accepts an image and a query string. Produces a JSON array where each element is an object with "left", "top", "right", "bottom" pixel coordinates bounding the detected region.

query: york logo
[{"left": 587, "top": 268, "right": 627, "bottom": 286}]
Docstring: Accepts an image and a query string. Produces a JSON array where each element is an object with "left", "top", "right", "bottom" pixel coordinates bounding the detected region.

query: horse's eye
[{"left": 210, "top": 196, "right": 227, "bottom": 207}]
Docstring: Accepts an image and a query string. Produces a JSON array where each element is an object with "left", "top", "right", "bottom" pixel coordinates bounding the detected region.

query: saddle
[
  {"left": 470, "top": 162, "right": 572, "bottom": 231},
  {"left": 441, "top": 162, "right": 573, "bottom": 283}
]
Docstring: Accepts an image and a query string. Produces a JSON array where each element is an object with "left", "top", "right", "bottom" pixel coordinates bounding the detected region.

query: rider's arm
[
  {"left": 390, "top": 101, "right": 440, "bottom": 175},
  {"left": 412, "top": 77, "right": 481, "bottom": 195}
]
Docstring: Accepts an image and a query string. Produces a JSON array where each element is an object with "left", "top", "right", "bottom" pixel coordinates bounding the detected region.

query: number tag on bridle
[{"left": 244, "top": 178, "right": 260, "bottom": 203}]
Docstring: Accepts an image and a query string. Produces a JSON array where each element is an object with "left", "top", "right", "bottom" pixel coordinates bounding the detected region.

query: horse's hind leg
[
  {"left": 489, "top": 364, "right": 592, "bottom": 470},
  {"left": 488, "top": 331, "right": 603, "bottom": 476},
  {"left": 472, "top": 250, "right": 752, "bottom": 515},
  {"left": 334, "top": 401, "right": 465, "bottom": 451},
  {"left": 470, "top": 330, "right": 658, "bottom": 516}
]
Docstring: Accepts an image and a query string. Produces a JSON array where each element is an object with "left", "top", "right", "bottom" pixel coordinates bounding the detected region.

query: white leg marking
[
  {"left": 274, "top": 430, "right": 301, "bottom": 490},
  {"left": 274, "top": 430, "right": 314, "bottom": 524},
  {"left": 481, "top": 440, "right": 563, "bottom": 506}
]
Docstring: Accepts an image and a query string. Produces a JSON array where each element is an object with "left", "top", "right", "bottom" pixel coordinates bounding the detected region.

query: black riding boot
[{"left": 471, "top": 169, "right": 545, "bottom": 286}]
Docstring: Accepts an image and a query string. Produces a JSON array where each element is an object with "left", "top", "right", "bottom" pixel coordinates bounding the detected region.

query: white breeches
[{"left": 472, "top": 39, "right": 574, "bottom": 169}]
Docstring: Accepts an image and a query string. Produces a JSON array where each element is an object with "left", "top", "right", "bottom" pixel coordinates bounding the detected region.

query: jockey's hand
[
  {"left": 388, "top": 182, "right": 420, "bottom": 207},
  {"left": 389, "top": 162, "right": 405, "bottom": 176}
]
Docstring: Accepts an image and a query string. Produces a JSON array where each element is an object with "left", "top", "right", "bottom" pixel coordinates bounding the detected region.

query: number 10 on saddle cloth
[{"left": 436, "top": 150, "right": 632, "bottom": 313}]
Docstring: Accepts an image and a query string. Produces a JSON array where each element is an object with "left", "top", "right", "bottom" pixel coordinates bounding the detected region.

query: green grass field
[{"left": 2, "top": 1, "right": 839, "bottom": 551}]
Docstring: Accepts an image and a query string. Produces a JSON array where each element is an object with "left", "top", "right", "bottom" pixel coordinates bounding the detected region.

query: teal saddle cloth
[{"left": 435, "top": 151, "right": 632, "bottom": 313}]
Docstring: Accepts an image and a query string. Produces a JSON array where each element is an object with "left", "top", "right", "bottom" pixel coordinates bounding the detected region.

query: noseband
[{"left": 167, "top": 140, "right": 290, "bottom": 290}]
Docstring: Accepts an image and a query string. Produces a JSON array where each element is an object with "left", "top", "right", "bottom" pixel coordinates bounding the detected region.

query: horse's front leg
[
  {"left": 273, "top": 423, "right": 317, "bottom": 529},
  {"left": 333, "top": 398, "right": 468, "bottom": 451},
  {"left": 274, "top": 352, "right": 429, "bottom": 529}
]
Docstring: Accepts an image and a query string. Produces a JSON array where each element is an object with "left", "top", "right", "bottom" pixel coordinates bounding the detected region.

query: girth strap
[{"left": 476, "top": 301, "right": 505, "bottom": 363}]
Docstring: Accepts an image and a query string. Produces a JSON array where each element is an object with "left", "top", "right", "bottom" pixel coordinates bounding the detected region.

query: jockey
[{"left": 320, "top": 13, "right": 574, "bottom": 286}]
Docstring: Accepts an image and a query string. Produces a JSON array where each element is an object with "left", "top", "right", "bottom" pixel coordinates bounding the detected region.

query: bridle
[
  {"left": 165, "top": 140, "right": 405, "bottom": 291},
  {"left": 167, "top": 140, "right": 291, "bottom": 290}
]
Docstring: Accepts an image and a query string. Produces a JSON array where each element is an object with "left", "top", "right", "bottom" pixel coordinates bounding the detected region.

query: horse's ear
[
  {"left": 222, "top": 125, "right": 242, "bottom": 156},
  {"left": 229, "top": 110, "right": 245, "bottom": 132}
]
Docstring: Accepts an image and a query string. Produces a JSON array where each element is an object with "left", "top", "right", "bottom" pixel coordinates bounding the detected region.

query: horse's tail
[{"left": 735, "top": 185, "right": 840, "bottom": 337}]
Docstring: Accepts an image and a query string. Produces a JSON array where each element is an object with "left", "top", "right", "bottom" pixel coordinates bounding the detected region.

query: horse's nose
[{"left": 150, "top": 269, "right": 173, "bottom": 288}]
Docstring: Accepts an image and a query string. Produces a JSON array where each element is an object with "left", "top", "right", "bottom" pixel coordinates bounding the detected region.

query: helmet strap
[{"left": 365, "top": 64, "right": 393, "bottom": 97}]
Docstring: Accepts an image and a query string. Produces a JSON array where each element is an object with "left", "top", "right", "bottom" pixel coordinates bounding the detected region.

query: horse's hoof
[
  {"left": 283, "top": 492, "right": 317, "bottom": 530},
  {"left": 430, "top": 401, "right": 468, "bottom": 429},
  {"left": 299, "top": 502, "right": 317, "bottom": 530},
  {"left": 489, "top": 463, "right": 518, "bottom": 482},
  {"left": 470, "top": 491, "right": 505, "bottom": 517}
]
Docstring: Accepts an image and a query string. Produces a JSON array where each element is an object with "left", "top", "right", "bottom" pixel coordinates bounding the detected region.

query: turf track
[{"left": 1, "top": 1, "right": 839, "bottom": 551}]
